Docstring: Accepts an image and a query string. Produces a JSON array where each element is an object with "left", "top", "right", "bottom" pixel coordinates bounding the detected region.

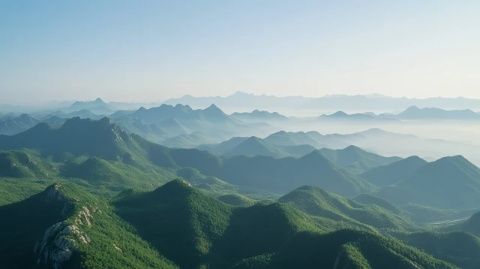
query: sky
[{"left": 1, "top": 0, "right": 479, "bottom": 104}]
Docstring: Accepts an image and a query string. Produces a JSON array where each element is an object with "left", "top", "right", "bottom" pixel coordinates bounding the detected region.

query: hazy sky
[{"left": 1, "top": 0, "right": 479, "bottom": 104}]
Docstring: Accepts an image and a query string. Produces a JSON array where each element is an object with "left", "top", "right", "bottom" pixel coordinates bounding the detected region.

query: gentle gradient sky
[{"left": 1, "top": 0, "right": 479, "bottom": 104}]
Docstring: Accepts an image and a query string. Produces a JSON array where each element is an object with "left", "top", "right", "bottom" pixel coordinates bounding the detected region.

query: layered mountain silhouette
[
  {"left": 376, "top": 155, "right": 480, "bottom": 209},
  {"left": 202, "top": 136, "right": 399, "bottom": 173},
  {"left": 67, "top": 98, "right": 113, "bottom": 115},
  {"left": 397, "top": 106, "right": 480, "bottom": 120},
  {"left": 199, "top": 136, "right": 316, "bottom": 158},
  {"left": 319, "top": 111, "right": 395, "bottom": 121},
  {"left": 397, "top": 231, "right": 480, "bottom": 269},
  {"left": 231, "top": 109, "right": 288, "bottom": 122},
  {"left": 0, "top": 114, "right": 39, "bottom": 135},
  {"left": 216, "top": 151, "right": 373, "bottom": 196},
  {"left": 279, "top": 185, "right": 412, "bottom": 231},
  {"left": 165, "top": 91, "right": 480, "bottom": 113},
  {"left": 114, "top": 180, "right": 451, "bottom": 269},
  {"left": 317, "top": 145, "right": 400, "bottom": 174},
  {"left": 111, "top": 104, "right": 261, "bottom": 147},
  {"left": 0, "top": 117, "right": 138, "bottom": 160},
  {"left": 361, "top": 156, "right": 428, "bottom": 186}
]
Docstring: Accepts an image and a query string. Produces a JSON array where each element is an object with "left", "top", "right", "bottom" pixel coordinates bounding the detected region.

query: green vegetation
[
  {"left": 114, "top": 180, "right": 233, "bottom": 268},
  {"left": 0, "top": 117, "right": 479, "bottom": 268},
  {"left": 0, "top": 178, "right": 51, "bottom": 205},
  {"left": 318, "top": 145, "right": 400, "bottom": 174},
  {"left": 279, "top": 186, "right": 413, "bottom": 231},
  {"left": 376, "top": 156, "right": 480, "bottom": 210},
  {"left": 0, "top": 149, "right": 56, "bottom": 178},
  {"left": 217, "top": 193, "right": 255, "bottom": 207},
  {"left": 395, "top": 231, "right": 480, "bottom": 269},
  {"left": 217, "top": 151, "right": 373, "bottom": 196},
  {"left": 445, "top": 211, "right": 480, "bottom": 236},
  {"left": 0, "top": 183, "right": 177, "bottom": 269},
  {"left": 361, "top": 156, "right": 427, "bottom": 187},
  {"left": 265, "top": 230, "right": 456, "bottom": 269}
]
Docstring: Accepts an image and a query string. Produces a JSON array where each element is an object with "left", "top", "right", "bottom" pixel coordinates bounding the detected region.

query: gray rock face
[{"left": 34, "top": 206, "right": 93, "bottom": 269}]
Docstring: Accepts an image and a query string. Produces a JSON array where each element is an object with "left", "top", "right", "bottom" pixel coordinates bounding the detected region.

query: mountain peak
[
  {"left": 342, "top": 145, "right": 363, "bottom": 152},
  {"left": 154, "top": 179, "right": 193, "bottom": 196},
  {"left": 405, "top": 105, "right": 420, "bottom": 111},
  {"left": 39, "top": 183, "right": 69, "bottom": 204},
  {"left": 300, "top": 150, "right": 330, "bottom": 163},
  {"left": 203, "top": 104, "right": 227, "bottom": 118},
  {"left": 435, "top": 155, "right": 470, "bottom": 164},
  {"left": 330, "top": 111, "right": 349, "bottom": 117},
  {"left": 205, "top": 104, "right": 222, "bottom": 112},
  {"left": 230, "top": 91, "right": 252, "bottom": 97}
]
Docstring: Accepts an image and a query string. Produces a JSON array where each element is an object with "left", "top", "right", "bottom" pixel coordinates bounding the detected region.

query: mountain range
[
  {"left": 1, "top": 115, "right": 480, "bottom": 268},
  {"left": 165, "top": 91, "right": 480, "bottom": 114},
  {"left": 374, "top": 155, "right": 480, "bottom": 209},
  {"left": 110, "top": 104, "right": 268, "bottom": 147},
  {"left": 1, "top": 179, "right": 463, "bottom": 268}
]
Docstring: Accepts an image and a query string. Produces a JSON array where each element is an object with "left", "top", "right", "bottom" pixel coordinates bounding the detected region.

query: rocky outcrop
[{"left": 35, "top": 206, "right": 95, "bottom": 269}]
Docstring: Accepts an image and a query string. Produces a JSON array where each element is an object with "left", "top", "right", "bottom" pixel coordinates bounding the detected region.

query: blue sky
[{"left": 1, "top": 0, "right": 479, "bottom": 104}]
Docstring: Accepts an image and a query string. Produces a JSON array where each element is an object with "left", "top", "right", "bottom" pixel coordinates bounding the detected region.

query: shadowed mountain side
[
  {"left": 216, "top": 151, "right": 373, "bottom": 196},
  {"left": 233, "top": 230, "right": 455, "bottom": 269},
  {"left": 361, "top": 156, "right": 428, "bottom": 187},
  {"left": 395, "top": 231, "right": 480, "bottom": 269},
  {"left": 0, "top": 117, "right": 140, "bottom": 161},
  {"left": 375, "top": 156, "right": 480, "bottom": 210},
  {"left": 279, "top": 186, "right": 413, "bottom": 231},
  {"left": 317, "top": 145, "right": 401, "bottom": 174}
]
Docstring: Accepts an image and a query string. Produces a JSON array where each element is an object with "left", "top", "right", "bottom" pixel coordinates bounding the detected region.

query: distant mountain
[
  {"left": 200, "top": 134, "right": 400, "bottom": 170},
  {"left": 223, "top": 136, "right": 283, "bottom": 157},
  {"left": 117, "top": 103, "right": 229, "bottom": 124},
  {"left": 264, "top": 130, "right": 328, "bottom": 147},
  {"left": 151, "top": 146, "right": 373, "bottom": 196},
  {"left": 318, "top": 145, "right": 401, "bottom": 174},
  {"left": 397, "top": 106, "right": 480, "bottom": 120},
  {"left": 318, "top": 106, "right": 480, "bottom": 121},
  {"left": 0, "top": 114, "right": 39, "bottom": 135},
  {"left": 47, "top": 109, "right": 103, "bottom": 120},
  {"left": 361, "top": 156, "right": 428, "bottom": 187},
  {"left": 231, "top": 109, "right": 288, "bottom": 122},
  {"left": 165, "top": 91, "right": 480, "bottom": 115},
  {"left": 216, "top": 151, "right": 373, "bottom": 196},
  {"left": 111, "top": 104, "right": 262, "bottom": 147},
  {"left": 264, "top": 128, "right": 417, "bottom": 150},
  {"left": 264, "top": 128, "right": 480, "bottom": 164},
  {"left": 165, "top": 91, "right": 308, "bottom": 114},
  {"left": 199, "top": 136, "right": 315, "bottom": 158},
  {"left": 0, "top": 117, "right": 138, "bottom": 161},
  {"left": 319, "top": 111, "right": 395, "bottom": 121},
  {"left": 67, "top": 98, "right": 113, "bottom": 115},
  {"left": 376, "top": 156, "right": 480, "bottom": 209},
  {"left": 279, "top": 185, "right": 412, "bottom": 231}
]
